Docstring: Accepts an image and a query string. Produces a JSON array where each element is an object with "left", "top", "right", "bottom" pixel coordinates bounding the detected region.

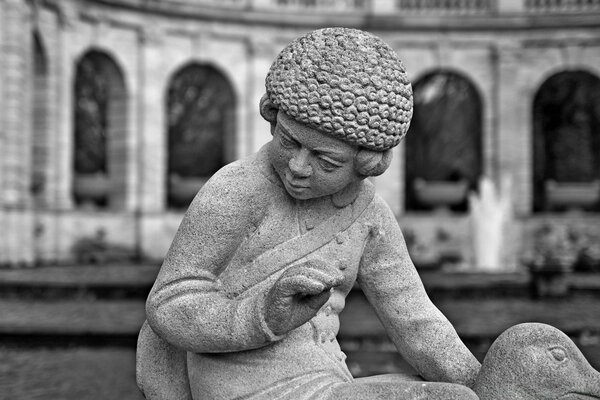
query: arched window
[
  {"left": 533, "top": 70, "right": 600, "bottom": 212},
  {"left": 32, "top": 32, "right": 49, "bottom": 206},
  {"left": 405, "top": 70, "right": 483, "bottom": 212},
  {"left": 73, "top": 50, "right": 127, "bottom": 209},
  {"left": 166, "top": 63, "right": 235, "bottom": 209}
]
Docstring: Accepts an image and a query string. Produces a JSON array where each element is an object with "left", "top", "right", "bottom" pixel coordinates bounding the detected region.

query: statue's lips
[
  {"left": 285, "top": 183, "right": 309, "bottom": 196},
  {"left": 288, "top": 181, "right": 309, "bottom": 189},
  {"left": 284, "top": 176, "right": 310, "bottom": 192}
]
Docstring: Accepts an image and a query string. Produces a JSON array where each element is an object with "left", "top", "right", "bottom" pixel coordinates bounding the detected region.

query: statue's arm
[
  {"left": 357, "top": 197, "right": 480, "bottom": 388},
  {"left": 146, "top": 166, "right": 282, "bottom": 354}
]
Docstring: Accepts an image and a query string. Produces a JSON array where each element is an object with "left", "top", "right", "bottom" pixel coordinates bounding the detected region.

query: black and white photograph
[{"left": 0, "top": 0, "right": 599, "bottom": 399}]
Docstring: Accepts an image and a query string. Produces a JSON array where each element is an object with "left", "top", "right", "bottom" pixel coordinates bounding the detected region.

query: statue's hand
[{"left": 264, "top": 260, "right": 344, "bottom": 336}]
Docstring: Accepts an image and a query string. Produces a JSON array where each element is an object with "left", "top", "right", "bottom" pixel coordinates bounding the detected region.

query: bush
[{"left": 525, "top": 223, "right": 600, "bottom": 273}]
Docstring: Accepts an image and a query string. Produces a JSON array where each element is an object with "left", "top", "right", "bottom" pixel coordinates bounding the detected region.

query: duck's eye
[{"left": 549, "top": 347, "right": 567, "bottom": 362}]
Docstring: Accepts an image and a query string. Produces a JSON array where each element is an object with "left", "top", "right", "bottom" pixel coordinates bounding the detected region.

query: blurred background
[{"left": 1, "top": 0, "right": 600, "bottom": 398}]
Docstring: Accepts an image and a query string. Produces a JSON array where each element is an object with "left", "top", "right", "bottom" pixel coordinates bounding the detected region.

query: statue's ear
[
  {"left": 355, "top": 149, "right": 393, "bottom": 177},
  {"left": 259, "top": 94, "right": 278, "bottom": 125}
]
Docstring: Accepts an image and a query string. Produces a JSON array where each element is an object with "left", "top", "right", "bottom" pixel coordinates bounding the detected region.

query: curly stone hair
[{"left": 263, "top": 27, "right": 413, "bottom": 152}]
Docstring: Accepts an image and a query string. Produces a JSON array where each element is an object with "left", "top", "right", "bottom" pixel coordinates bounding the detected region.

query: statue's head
[{"left": 261, "top": 27, "right": 413, "bottom": 200}]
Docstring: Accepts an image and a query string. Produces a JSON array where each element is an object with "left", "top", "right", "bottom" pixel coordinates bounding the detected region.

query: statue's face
[{"left": 269, "top": 112, "right": 362, "bottom": 201}]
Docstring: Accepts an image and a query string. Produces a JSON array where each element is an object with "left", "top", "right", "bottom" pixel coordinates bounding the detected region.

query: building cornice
[{"left": 80, "top": 0, "right": 600, "bottom": 31}]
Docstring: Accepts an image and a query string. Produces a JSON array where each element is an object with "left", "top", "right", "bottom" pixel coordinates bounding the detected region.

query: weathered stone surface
[
  {"left": 334, "top": 375, "right": 478, "bottom": 399},
  {"left": 135, "top": 26, "right": 600, "bottom": 400},
  {"left": 474, "top": 323, "right": 600, "bottom": 400},
  {"left": 265, "top": 28, "right": 413, "bottom": 151},
  {"left": 137, "top": 27, "right": 481, "bottom": 399}
]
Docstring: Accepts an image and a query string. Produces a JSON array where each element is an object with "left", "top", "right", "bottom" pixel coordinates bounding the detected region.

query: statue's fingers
[
  {"left": 292, "top": 264, "right": 345, "bottom": 289},
  {"left": 277, "top": 274, "right": 327, "bottom": 297}
]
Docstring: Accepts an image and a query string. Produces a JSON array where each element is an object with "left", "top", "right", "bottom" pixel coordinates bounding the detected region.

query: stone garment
[{"left": 144, "top": 145, "right": 480, "bottom": 400}]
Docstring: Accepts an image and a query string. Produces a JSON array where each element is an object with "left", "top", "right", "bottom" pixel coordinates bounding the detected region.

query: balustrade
[
  {"left": 525, "top": 0, "right": 600, "bottom": 12},
  {"left": 268, "top": 0, "right": 370, "bottom": 11},
  {"left": 396, "top": 0, "right": 495, "bottom": 14},
  {"left": 101, "top": 0, "right": 600, "bottom": 15},
  {"left": 197, "top": 0, "right": 248, "bottom": 5}
]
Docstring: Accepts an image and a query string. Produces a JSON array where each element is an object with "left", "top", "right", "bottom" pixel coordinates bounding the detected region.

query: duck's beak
[{"left": 583, "top": 369, "right": 600, "bottom": 398}]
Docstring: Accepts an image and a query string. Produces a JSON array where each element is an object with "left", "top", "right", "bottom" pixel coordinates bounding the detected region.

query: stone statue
[{"left": 136, "top": 27, "right": 600, "bottom": 400}]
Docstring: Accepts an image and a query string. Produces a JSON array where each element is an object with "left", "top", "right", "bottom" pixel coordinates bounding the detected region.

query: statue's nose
[{"left": 289, "top": 148, "right": 312, "bottom": 178}]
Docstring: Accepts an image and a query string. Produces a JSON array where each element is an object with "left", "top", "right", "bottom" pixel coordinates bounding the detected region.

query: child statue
[{"left": 137, "top": 27, "right": 481, "bottom": 399}]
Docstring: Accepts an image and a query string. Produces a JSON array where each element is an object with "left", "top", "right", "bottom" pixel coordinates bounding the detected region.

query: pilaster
[
  {"left": 54, "top": 8, "right": 76, "bottom": 210},
  {"left": 496, "top": 42, "right": 531, "bottom": 215},
  {"left": 247, "top": 36, "right": 278, "bottom": 154},
  {"left": 2, "top": 0, "right": 33, "bottom": 209},
  {"left": 138, "top": 23, "right": 166, "bottom": 213},
  {"left": 1, "top": 0, "right": 35, "bottom": 266}
]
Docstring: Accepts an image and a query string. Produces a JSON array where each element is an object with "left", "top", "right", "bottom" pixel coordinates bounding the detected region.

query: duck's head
[{"left": 474, "top": 323, "right": 600, "bottom": 400}]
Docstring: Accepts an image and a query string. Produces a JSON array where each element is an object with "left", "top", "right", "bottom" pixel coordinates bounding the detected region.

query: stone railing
[
  {"left": 220, "top": 0, "right": 600, "bottom": 14},
  {"left": 101, "top": 0, "right": 600, "bottom": 16},
  {"left": 394, "top": 0, "right": 495, "bottom": 15},
  {"left": 192, "top": 0, "right": 248, "bottom": 5},
  {"left": 267, "top": 0, "right": 370, "bottom": 11},
  {"left": 525, "top": 0, "right": 600, "bottom": 12}
]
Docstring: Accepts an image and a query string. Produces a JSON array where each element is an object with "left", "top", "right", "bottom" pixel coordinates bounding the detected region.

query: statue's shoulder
[
  {"left": 360, "top": 185, "right": 396, "bottom": 220},
  {"left": 193, "top": 146, "right": 282, "bottom": 211}
]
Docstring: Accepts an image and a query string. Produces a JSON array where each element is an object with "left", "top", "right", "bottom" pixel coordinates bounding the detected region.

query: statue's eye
[
  {"left": 549, "top": 347, "right": 567, "bottom": 362},
  {"left": 278, "top": 132, "right": 297, "bottom": 149},
  {"left": 317, "top": 157, "right": 341, "bottom": 172}
]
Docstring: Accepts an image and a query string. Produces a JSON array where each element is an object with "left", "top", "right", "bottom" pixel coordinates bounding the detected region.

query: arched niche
[
  {"left": 73, "top": 49, "right": 128, "bottom": 209},
  {"left": 32, "top": 32, "right": 49, "bottom": 207},
  {"left": 533, "top": 70, "right": 600, "bottom": 212},
  {"left": 165, "top": 63, "right": 235, "bottom": 209},
  {"left": 404, "top": 70, "right": 483, "bottom": 212}
]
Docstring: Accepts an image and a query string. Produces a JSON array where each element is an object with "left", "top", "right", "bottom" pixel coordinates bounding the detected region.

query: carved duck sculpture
[
  {"left": 334, "top": 323, "right": 600, "bottom": 400},
  {"left": 474, "top": 323, "right": 600, "bottom": 400}
]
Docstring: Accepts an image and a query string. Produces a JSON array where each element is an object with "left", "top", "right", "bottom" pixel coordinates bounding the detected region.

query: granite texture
[
  {"left": 474, "top": 323, "right": 600, "bottom": 400},
  {"left": 135, "top": 27, "right": 597, "bottom": 400},
  {"left": 265, "top": 27, "right": 413, "bottom": 151}
]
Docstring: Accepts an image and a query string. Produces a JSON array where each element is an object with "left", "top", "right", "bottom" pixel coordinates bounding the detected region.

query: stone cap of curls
[{"left": 265, "top": 27, "right": 413, "bottom": 151}]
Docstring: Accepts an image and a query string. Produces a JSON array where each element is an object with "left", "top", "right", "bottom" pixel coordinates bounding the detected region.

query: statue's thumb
[{"left": 304, "top": 288, "right": 332, "bottom": 311}]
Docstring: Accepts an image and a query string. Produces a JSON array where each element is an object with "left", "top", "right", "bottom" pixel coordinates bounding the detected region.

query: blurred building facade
[{"left": 1, "top": 0, "right": 599, "bottom": 266}]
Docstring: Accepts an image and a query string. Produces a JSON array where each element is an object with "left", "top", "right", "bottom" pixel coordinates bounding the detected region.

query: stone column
[
  {"left": 33, "top": 9, "right": 60, "bottom": 210},
  {"left": 0, "top": 0, "right": 6, "bottom": 265},
  {"left": 54, "top": 3, "right": 77, "bottom": 211},
  {"left": 30, "top": 6, "right": 62, "bottom": 264},
  {"left": 138, "top": 25, "right": 166, "bottom": 214},
  {"left": 1, "top": 0, "right": 35, "bottom": 266},
  {"left": 247, "top": 37, "right": 278, "bottom": 154},
  {"left": 496, "top": 42, "right": 531, "bottom": 215},
  {"left": 137, "top": 23, "right": 168, "bottom": 260},
  {"left": 2, "top": 0, "right": 33, "bottom": 208}
]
